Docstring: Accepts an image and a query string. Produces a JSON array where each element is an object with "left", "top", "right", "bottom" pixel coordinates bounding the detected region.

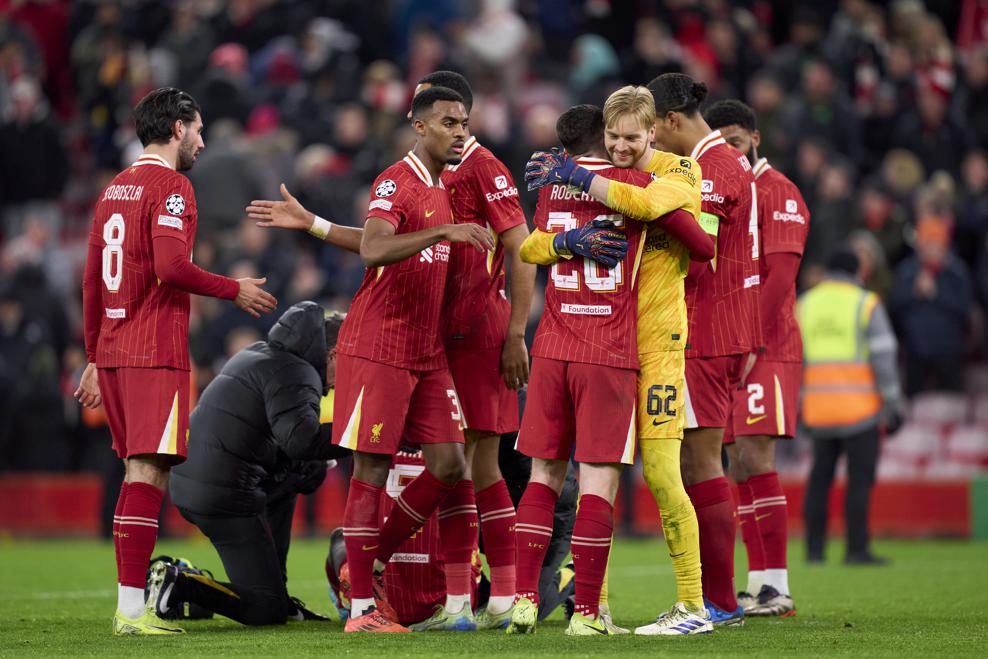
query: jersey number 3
[
  {"left": 547, "top": 211, "right": 624, "bottom": 292},
  {"left": 102, "top": 213, "right": 125, "bottom": 292}
]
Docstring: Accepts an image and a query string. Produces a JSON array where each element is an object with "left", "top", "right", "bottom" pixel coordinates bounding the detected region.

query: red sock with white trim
[
  {"left": 571, "top": 494, "right": 613, "bottom": 619},
  {"left": 513, "top": 482, "right": 558, "bottom": 605},
  {"left": 438, "top": 479, "right": 478, "bottom": 611},
  {"left": 737, "top": 480, "right": 766, "bottom": 594},
  {"left": 377, "top": 469, "right": 455, "bottom": 564},
  {"left": 686, "top": 476, "right": 738, "bottom": 613},
  {"left": 112, "top": 481, "right": 129, "bottom": 578},
  {"left": 477, "top": 479, "right": 516, "bottom": 613},
  {"left": 117, "top": 482, "right": 163, "bottom": 618},
  {"left": 748, "top": 471, "right": 789, "bottom": 595}
]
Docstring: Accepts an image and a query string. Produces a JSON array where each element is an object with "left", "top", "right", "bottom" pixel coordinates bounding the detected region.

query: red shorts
[
  {"left": 516, "top": 357, "right": 637, "bottom": 465},
  {"left": 332, "top": 354, "right": 465, "bottom": 454},
  {"left": 446, "top": 345, "right": 519, "bottom": 435},
  {"left": 724, "top": 360, "right": 801, "bottom": 443},
  {"left": 683, "top": 354, "right": 747, "bottom": 429},
  {"left": 100, "top": 367, "right": 189, "bottom": 463}
]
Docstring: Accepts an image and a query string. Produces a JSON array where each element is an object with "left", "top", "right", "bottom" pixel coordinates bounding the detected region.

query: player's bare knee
[
  {"left": 353, "top": 452, "right": 391, "bottom": 486},
  {"left": 126, "top": 456, "right": 170, "bottom": 490},
  {"left": 530, "top": 458, "right": 566, "bottom": 493},
  {"left": 725, "top": 444, "right": 747, "bottom": 482},
  {"left": 470, "top": 434, "right": 502, "bottom": 490},
  {"left": 739, "top": 436, "right": 775, "bottom": 475},
  {"left": 424, "top": 444, "right": 467, "bottom": 485},
  {"left": 579, "top": 463, "right": 621, "bottom": 504}
]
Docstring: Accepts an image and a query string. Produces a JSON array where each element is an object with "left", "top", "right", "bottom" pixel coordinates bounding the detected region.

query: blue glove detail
[
  {"left": 524, "top": 147, "right": 596, "bottom": 192},
  {"left": 553, "top": 219, "right": 628, "bottom": 269}
]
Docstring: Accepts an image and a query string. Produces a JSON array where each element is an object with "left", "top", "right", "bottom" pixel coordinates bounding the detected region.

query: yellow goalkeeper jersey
[{"left": 520, "top": 150, "right": 702, "bottom": 354}]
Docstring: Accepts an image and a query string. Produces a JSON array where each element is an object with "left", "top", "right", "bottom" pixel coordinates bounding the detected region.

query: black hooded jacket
[{"left": 170, "top": 302, "right": 339, "bottom": 516}]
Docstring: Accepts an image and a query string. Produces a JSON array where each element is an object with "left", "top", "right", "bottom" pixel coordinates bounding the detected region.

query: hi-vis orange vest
[{"left": 797, "top": 280, "right": 882, "bottom": 428}]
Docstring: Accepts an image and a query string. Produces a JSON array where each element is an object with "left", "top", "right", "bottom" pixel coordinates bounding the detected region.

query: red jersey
[
  {"left": 531, "top": 158, "right": 649, "bottom": 370},
  {"left": 336, "top": 152, "right": 454, "bottom": 371},
  {"left": 441, "top": 137, "right": 526, "bottom": 349},
  {"left": 86, "top": 154, "right": 202, "bottom": 370},
  {"left": 685, "top": 131, "right": 762, "bottom": 358},
  {"left": 381, "top": 451, "right": 479, "bottom": 625},
  {"left": 753, "top": 158, "right": 810, "bottom": 362}
]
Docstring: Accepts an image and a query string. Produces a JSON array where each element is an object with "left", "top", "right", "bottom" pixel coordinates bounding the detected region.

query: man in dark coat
[{"left": 156, "top": 301, "right": 349, "bottom": 625}]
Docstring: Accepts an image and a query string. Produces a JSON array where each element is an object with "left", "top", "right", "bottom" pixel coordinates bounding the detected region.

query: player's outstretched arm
[
  {"left": 360, "top": 217, "right": 494, "bottom": 267},
  {"left": 246, "top": 184, "right": 363, "bottom": 254},
  {"left": 499, "top": 224, "right": 535, "bottom": 390}
]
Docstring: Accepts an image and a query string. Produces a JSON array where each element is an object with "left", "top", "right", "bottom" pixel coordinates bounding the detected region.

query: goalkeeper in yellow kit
[{"left": 523, "top": 86, "right": 715, "bottom": 635}]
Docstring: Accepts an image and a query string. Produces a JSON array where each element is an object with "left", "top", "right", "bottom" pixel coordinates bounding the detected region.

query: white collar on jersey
[
  {"left": 131, "top": 153, "right": 174, "bottom": 169},
  {"left": 403, "top": 150, "right": 444, "bottom": 187},
  {"left": 752, "top": 157, "right": 772, "bottom": 180},
  {"left": 573, "top": 156, "right": 613, "bottom": 171},
  {"left": 445, "top": 136, "right": 480, "bottom": 172},
  {"left": 690, "top": 129, "right": 727, "bottom": 161}
]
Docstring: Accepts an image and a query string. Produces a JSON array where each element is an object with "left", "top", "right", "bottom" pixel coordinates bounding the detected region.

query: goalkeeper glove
[
  {"left": 552, "top": 219, "right": 628, "bottom": 268},
  {"left": 524, "top": 147, "right": 596, "bottom": 193}
]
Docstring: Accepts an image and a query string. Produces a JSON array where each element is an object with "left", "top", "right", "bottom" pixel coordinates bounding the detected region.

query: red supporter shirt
[
  {"left": 531, "top": 158, "right": 649, "bottom": 370},
  {"left": 336, "top": 152, "right": 454, "bottom": 371},
  {"left": 85, "top": 154, "right": 210, "bottom": 371},
  {"left": 685, "top": 131, "right": 762, "bottom": 358},
  {"left": 441, "top": 137, "right": 526, "bottom": 349},
  {"left": 753, "top": 158, "right": 810, "bottom": 363}
]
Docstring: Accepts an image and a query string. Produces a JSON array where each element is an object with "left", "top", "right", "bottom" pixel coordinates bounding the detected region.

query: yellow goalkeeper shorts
[{"left": 637, "top": 350, "right": 685, "bottom": 440}]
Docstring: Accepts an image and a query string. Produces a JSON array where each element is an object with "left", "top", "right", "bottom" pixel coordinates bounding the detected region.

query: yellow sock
[{"left": 640, "top": 438, "right": 703, "bottom": 610}]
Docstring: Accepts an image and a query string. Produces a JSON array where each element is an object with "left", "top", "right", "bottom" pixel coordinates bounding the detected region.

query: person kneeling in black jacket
[{"left": 153, "top": 301, "right": 349, "bottom": 626}]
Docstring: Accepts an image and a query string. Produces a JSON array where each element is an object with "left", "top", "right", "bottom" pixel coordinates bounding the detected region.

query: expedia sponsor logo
[
  {"left": 668, "top": 167, "right": 696, "bottom": 185},
  {"left": 486, "top": 186, "right": 519, "bottom": 202},
  {"left": 644, "top": 230, "right": 671, "bottom": 252},
  {"left": 494, "top": 175, "right": 509, "bottom": 190},
  {"left": 702, "top": 191, "right": 725, "bottom": 204},
  {"left": 549, "top": 186, "right": 593, "bottom": 202},
  {"left": 772, "top": 210, "right": 805, "bottom": 224},
  {"left": 744, "top": 274, "right": 761, "bottom": 288},
  {"left": 419, "top": 243, "right": 451, "bottom": 263}
]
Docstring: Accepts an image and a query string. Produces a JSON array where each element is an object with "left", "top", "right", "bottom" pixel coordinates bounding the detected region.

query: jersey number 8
[
  {"left": 547, "top": 211, "right": 624, "bottom": 292},
  {"left": 102, "top": 213, "right": 125, "bottom": 292}
]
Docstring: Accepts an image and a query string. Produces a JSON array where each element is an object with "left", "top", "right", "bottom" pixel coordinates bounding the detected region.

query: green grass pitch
[{"left": 1, "top": 537, "right": 986, "bottom": 656}]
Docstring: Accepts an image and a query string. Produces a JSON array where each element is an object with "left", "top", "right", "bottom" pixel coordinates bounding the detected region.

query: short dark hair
[
  {"left": 647, "top": 73, "right": 708, "bottom": 117},
  {"left": 827, "top": 246, "right": 860, "bottom": 276},
  {"left": 410, "top": 86, "right": 465, "bottom": 119},
  {"left": 418, "top": 70, "right": 473, "bottom": 112},
  {"left": 704, "top": 99, "right": 757, "bottom": 132},
  {"left": 324, "top": 311, "right": 345, "bottom": 351},
  {"left": 556, "top": 104, "right": 604, "bottom": 156},
  {"left": 133, "top": 87, "right": 201, "bottom": 147}
]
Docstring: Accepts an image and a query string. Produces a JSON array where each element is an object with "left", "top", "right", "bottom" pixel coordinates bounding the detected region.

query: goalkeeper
[
  {"left": 524, "top": 86, "right": 714, "bottom": 635},
  {"left": 151, "top": 302, "right": 350, "bottom": 625}
]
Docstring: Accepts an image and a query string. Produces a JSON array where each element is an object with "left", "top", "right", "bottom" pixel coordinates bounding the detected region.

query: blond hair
[{"left": 603, "top": 85, "right": 656, "bottom": 130}]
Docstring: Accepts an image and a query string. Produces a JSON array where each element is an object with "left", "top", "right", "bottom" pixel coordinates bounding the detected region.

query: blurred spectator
[
  {"left": 620, "top": 17, "right": 683, "bottom": 86},
  {"left": 852, "top": 181, "right": 908, "bottom": 267},
  {"left": 849, "top": 229, "right": 894, "bottom": 300},
  {"left": 890, "top": 218, "right": 974, "bottom": 395},
  {"left": 957, "top": 48, "right": 988, "bottom": 149},
  {"left": 956, "top": 150, "right": 988, "bottom": 268},
  {"left": 894, "top": 82, "right": 971, "bottom": 177},
  {"left": 157, "top": 1, "right": 217, "bottom": 89},
  {"left": 782, "top": 58, "right": 862, "bottom": 164},
  {"left": 0, "top": 77, "right": 67, "bottom": 233},
  {"left": 803, "top": 158, "right": 854, "bottom": 268},
  {"left": 569, "top": 34, "right": 621, "bottom": 104}
]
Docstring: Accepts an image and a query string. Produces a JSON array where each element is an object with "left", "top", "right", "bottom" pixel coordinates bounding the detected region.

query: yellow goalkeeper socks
[{"left": 641, "top": 438, "right": 703, "bottom": 610}]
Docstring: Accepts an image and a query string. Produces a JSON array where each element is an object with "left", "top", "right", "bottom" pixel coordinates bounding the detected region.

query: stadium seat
[
  {"left": 883, "top": 423, "right": 940, "bottom": 470},
  {"left": 908, "top": 392, "right": 969, "bottom": 428},
  {"left": 943, "top": 425, "right": 988, "bottom": 468}
]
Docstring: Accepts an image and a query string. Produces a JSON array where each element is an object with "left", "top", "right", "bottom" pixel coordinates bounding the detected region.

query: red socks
[
  {"left": 112, "top": 481, "right": 129, "bottom": 578},
  {"left": 438, "top": 479, "right": 478, "bottom": 597},
  {"left": 513, "top": 482, "right": 558, "bottom": 603},
  {"left": 571, "top": 495, "right": 613, "bottom": 618},
  {"left": 737, "top": 480, "right": 766, "bottom": 574},
  {"left": 117, "top": 482, "right": 163, "bottom": 589},
  {"left": 748, "top": 471, "right": 788, "bottom": 570},
  {"left": 687, "top": 476, "right": 738, "bottom": 613},
  {"left": 377, "top": 469, "right": 455, "bottom": 564},
  {"left": 477, "top": 480, "right": 517, "bottom": 598},
  {"left": 343, "top": 478, "right": 383, "bottom": 600}
]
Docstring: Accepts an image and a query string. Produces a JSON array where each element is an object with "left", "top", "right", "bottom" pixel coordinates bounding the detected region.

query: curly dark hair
[
  {"left": 704, "top": 99, "right": 757, "bottom": 132},
  {"left": 646, "top": 73, "right": 708, "bottom": 117},
  {"left": 418, "top": 70, "right": 473, "bottom": 112},
  {"left": 556, "top": 104, "right": 604, "bottom": 156}
]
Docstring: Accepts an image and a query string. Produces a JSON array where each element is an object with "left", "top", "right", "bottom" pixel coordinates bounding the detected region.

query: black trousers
[
  {"left": 803, "top": 427, "right": 880, "bottom": 559},
  {"left": 175, "top": 493, "right": 297, "bottom": 625}
]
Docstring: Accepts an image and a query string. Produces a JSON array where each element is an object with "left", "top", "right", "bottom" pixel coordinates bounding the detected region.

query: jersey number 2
[
  {"left": 547, "top": 211, "right": 624, "bottom": 292},
  {"left": 102, "top": 213, "right": 125, "bottom": 292}
]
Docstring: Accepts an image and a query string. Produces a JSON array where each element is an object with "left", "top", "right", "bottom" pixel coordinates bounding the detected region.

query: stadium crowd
[{"left": 1, "top": 0, "right": 987, "bottom": 474}]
